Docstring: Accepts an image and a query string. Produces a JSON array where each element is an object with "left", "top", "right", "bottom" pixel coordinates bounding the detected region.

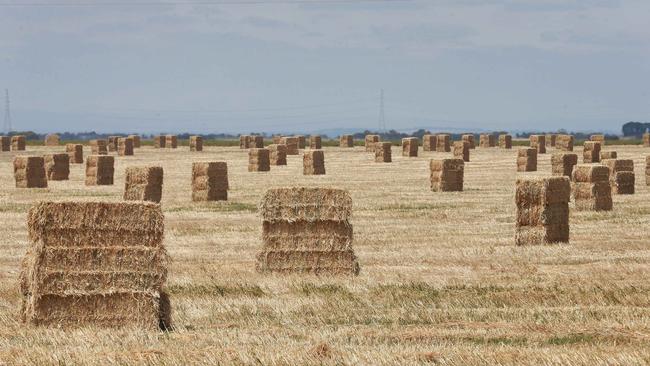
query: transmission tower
[
  {"left": 379, "top": 89, "right": 386, "bottom": 132},
  {"left": 3, "top": 89, "right": 11, "bottom": 134}
]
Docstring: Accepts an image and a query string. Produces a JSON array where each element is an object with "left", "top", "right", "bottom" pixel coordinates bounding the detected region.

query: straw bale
[
  {"left": 583, "top": 141, "right": 601, "bottom": 163},
  {"left": 462, "top": 134, "right": 475, "bottom": 149},
  {"left": 124, "top": 166, "right": 163, "bottom": 203},
  {"left": 295, "top": 135, "right": 306, "bottom": 149},
  {"left": 259, "top": 187, "right": 352, "bottom": 222},
  {"left": 499, "top": 134, "right": 512, "bottom": 149},
  {"left": 303, "top": 150, "right": 325, "bottom": 175},
  {"left": 280, "top": 137, "right": 299, "bottom": 155},
  {"left": 239, "top": 135, "right": 251, "bottom": 149},
  {"left": 423, "top": 134, "right": 437, "bottom": 151},
  {"left": 571, "top": 164, "right": 612, "bottom": 211},
  {"left": 108, "top": 136, "right": 120, "bottom": 152},
  {"left": 268, "top": 144, "right": 287, "bottom": 166},
  {"left": 66, "top": 144, "right": 83, "bottom": 163},
  {"left": 430, "top": 159, "right": 464, "bottom": 192},
  {"left": 515, "top": 177, "right": 570, "bottom": 245},
  {"left": 551, "top": 153, "right": 577, "bottom": 177},
  {"left": 600, "top": 151, "right": 617, "bottom": 160},
  {"left": 479, "top": 134, "right": 496, "bottom": 148},
  {"left": 602, "top": 159, "right": 635, "bottom": 195},
  {"left": 572, "top": 164, "right": 610, "bottom": 183},
  {"left": 453, "top": 141, "right": 470, "bottom": 162},
  {"left": 556, "top": 135, "right": 574, "bottom": 151},
  {"left": 154, "top": 135, "right": 166, "bottom": 149},
  {"left": 249, "top": 136, "right": 263, "bottom": 148},
  {"left": 591, "top": 134, "right": 605, "bottom": 145},
  {"left": 365, "top": 135, "right": 380, "bottom": 152},
  {"left": 546, "top": 134, "right": 557, "bottom": 147},
  {"left": 118, "top": 137, "right": 134, "bottom": 156},
  {"left": 44, "top": 153, "right": 70, "bottom": 181},
  {"left": 310, "top": 135, "right": 322, "bottom": 150},
  {"left": 11, "top": 135, "right": 26, "bottom": 151},
  {"left": 85, "top": 155, "right": 114, "bottom": 186},
  {"left": 375, "top": 142, "right": 392, "bottom": 163},
  {"left": 402, "top": 137, "right": 418, "bottom": 157},
  {"left": 644, "top": 133, "right": 650, "bottom": 147},
  {"left": 262, "top": 220, "right": 352, "bottom": 251},
  {"left": 249, "top": 148, "right": 270, "bottom": 172},
  {"left": 89, "top": 139, "right": 108, "bottom": 155},
  {"left": 44, "top": 134, "right": 60, "bottom": 146},
  {"left": 1, "top": 136, "right": 10, "bottom": 151},
  {"left": 436, "top": 134, "right": 451, "bottom": 152},
  {"left": 189, "top": 136, "right": 203, "bottom": 152},
  {"left": 517, "top": 148, "right": 537, "bottom": 172},
  {"left": 165, "top": 135, "right": 177, "bottom": 149},
  {"left": 339, "top": 135, "right": 353, "bottom": 148},
  {"left": 14, "top": 156, "right": 47, "bottom": 188},
  {"left": 529, "top": 135, "right": 546, "bottom": 154},
  {"left": 192, "top": 162, "right": 228, "bottom": 201},
  {"left": 20, "top": 201, "right": 169, "bottom": 328},
  {"left": 273, "top": 135, "right": 282, "bottom": 144},
  {"left": 128, "top": 135, "right": 141, "bottom": 148}
]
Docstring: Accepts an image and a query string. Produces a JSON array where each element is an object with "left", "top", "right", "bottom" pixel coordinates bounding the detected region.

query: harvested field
[{"left": 2, "top": 144, "right": 650, "bottom": 364}]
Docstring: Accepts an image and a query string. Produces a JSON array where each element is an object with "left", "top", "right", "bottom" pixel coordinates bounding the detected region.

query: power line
[{"left": 3, "top": 89, "right": 11, "bottom": 134}]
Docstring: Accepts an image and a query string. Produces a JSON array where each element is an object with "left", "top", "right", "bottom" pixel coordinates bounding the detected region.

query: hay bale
[
  {"left": 517, "top": 148, "right": 537, "bottom": 172},
  {"left": 66, "top": 144, "right": 84, "bottom": 164},
  {"left": 124, "top": 166, "right": 163, "bottom": 203},
  {"left": 303, "top": 150, "right": 325, "bottom": 175},
  {"left": 529, "top": 135, "right": 546, "bottom": 154},
  {"left": 44, "top": 153, "right": 70, "bottom": 181},
  {"left": 571, "top": 164, "right": 612, "bottom": 211},
  {"left": 453, "top": 141, "right": 470, "bottom": 162},
  {"left": 375, "top": 142, "right": 392, "bottom": 163},
  {"left": 583, "top": 141, "right": 601, "bottom": 163},
  {"left": 430, "top": 159, "right": 464, "bottom": 192},
  {"left": 602, "top": 159, "right": 635, "bottom": 195},
  {"left": 1, "top": 136, "right": 10, "bottom": 151},
  {"left": 310, "top": 135, "right": 322, "bottom": 150},
  {"left": 546, "top": 134, "right": 557, "bottom": 147},
  {"left": 108, "top": 136, "right": 120, "bottom": 152},
  {"left": 294, "top": 135, "right": 306, "bottom": 149},
  {"left": 165, "top": 135, "right": 177, "bottom": 149},
  {"left": 515, "top": 177, "right": 570, "bottom": 245},
  {"left": 239, "top": 135, "right": 250, "bottom": 149},
  {"left": 339, "top": 135, "right": 353, "bottom": 148},
  {"left": 479, "top": 134, "right": 496, "bottom": 148},
  {"left": 365, "top": 135, "right": 380, "bottom": 152},
  {"left": 273, "top": 135, "right": 282, "bottom": 144},
  {"left": 280, "top": 136, "right": 299, "bottom": 155},
  {"left": 556, "top": 135, "right": 574, "bottom": 151},
  {"left": 499, "top": 134, "right": 512, "bottom": 149},
  {"left": 89, "top": 139, "right": 108, "bottom": 155},
  {"left": 462, "top": 134, "right": 475, "bottom": 149},
  {"left": 192, "top": 162, "right": 228, "bottom": 201},
  {"left": 44, "top": 134, "right": 60, "bottom": 146},
  {"left": 85, "top": 155, "right": 114, "bottom": 186},
  {"left": 268, "top": 144, "right": 287, "bottom": 166},
  {"left": 423, "top": 134, "right": 437, "bottom": 151},
  {"left": 402, "top": 137, "right": 418, "bottom": 157},
  {"left": 249, "top": 136, "right": 263, "bottom": 149},
  {"left": 436, "top": 134, "right": 451, "bottom": 152},
  {"left": 11, "top": 135, "right": 26, "bottom": 151},
  {"left": 591, "top": 134, "right": 605, "bottom": 145},
  {"left": 644, "top": 133, "right": 650, "bottom": 147},
  {"left": 190, "top": 136, "right": 203, "bottom": 152},
  {"left": 551, "top": 153, "right": 577, "bottom": 177},
  {"left": 118, "top": 137, "right": 134, "bottom": 156},
  {"left": 128, "top": 135, "right": 141, "bottom": 148},
  {"left": 14, "top": 156, "right": 47, "bottom": 188},
  {"left": 249, "top": 148, "right": 270, "bottom": 172},
  {"left": 152, "top": 135, "right": 165, "bottom": 148},
  {"left": 256, "top": 187, "right": 360, "bottom": 275},
  {"left": 20, "top": 201, "right": 169, "bottom": 328},
  {"left": 600, "top": 151, "right": 617, "bottom": 160}
]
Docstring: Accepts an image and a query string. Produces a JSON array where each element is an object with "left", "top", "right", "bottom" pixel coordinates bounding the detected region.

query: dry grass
[{"left": 2, "top": 144, "right": 650, "bottom": 365}]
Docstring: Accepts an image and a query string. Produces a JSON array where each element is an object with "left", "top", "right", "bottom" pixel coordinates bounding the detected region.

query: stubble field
[{"left": 1, "top": 143, "right": 650, "bottom": 365}]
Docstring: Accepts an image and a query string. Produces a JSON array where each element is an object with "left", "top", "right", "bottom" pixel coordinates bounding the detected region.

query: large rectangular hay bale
[
  {"left": 295, "top": 135, "right": 306, "bottom": 149},
  {"left": 44, "top": 134, "right": 60, "bottom": 146},
  {"left": 551, "top": 153, "right": 577, "bottom": 177},
  {"left": 436, "top": 134, "right": 451, "bottom": 152},
  {"left": 11, "top": 135, "right": 26, "bottom": 151},
  {"left": 249, "top": 148, "right": 270, "bottom": 172},
  {"left": 108, "top": 136, "right": 120, "bottom": 152},
  {"left": 339, "top": 135, "right": 353, "bottom": 148},
  {"left": 90, "top": 139, "right": 108, "bottom": 155},
  {"left": 402, "top": 137, "right": 418, "bottom": 157},
  {"left": 44, "top": 153, "right": 70, "bottom": 181},
  {"left": 499, "top": 134, "right": 512, "bottom": 149},
  {"left": 154, "top": 135, "right": 166, "bottom": 149},
  {"left": 239, "top": 135, "right": 251, "bottom": 149},
  {"left": 453, "top": 141, "right": 470, "bottom": 162},
  {"left": 1, "top": 136, "right": 10, "bottom": 151},
  {"left": 66, "top": 144, "right": 84, "bottom": 163},
  {"left": 85, "top": 155, "right": 114, "bottom": 186},
  {"left": 530, "top": 135, "right": 546, "bottom": 154},
  {"left": 190, "top": 136, "right": 203, "bottom": 152},
  {"left": 602, "top": 159, "right": 635, "bottom": 194},
  {"left": 515, "top": 177, "right": 570, "bottom": 245},
  {"left": 546, "top": 134, "right": 557, "bottom": 147},
  {"left": 479, "top": 134, "right": 496, "bottom": 148},
  {"left": 280, "top": 137, "right": 299, "bottom": 155},
  {"left": 375, "top": 142, "right": 392, "bottom": 163},
  {"left": 118, "top": 137, "right": 134, "bottom": 156},
  {"left": 571, "top": 164, "right": 612, "bottom": 211},
  {"left": 303, "top": 150, "right": 325, "bottom": 175},
  {"left": 249, "top": 136, "right": 264, "bottom": 149},
  {"left": 423, "top": 134, "right": 437, "bottom": 151},
  {"left": 600, "top": 151, "right": 617, "bottom": 160},
  {"left": 591, "top": 134, "right": 605, "bottom": 145},
  {"left": 268, "top": 144, "right": 287, "bottom": 166},
  {"left": 462, "top": 134, "right": 475, "bottom": 149},
  {"left": 556, "top": 135, "right": 574, "bottom": 151},
  {"left": 583, "top": 141, "right": 601, "bottom": 163},
  {"left": 430, "top": 159, "right": 464, "bottom": 192},
  {"left": 517, "top": 148, "right": 537, "bottom": 172},
  {"left": 192, "top": 162, "right": 228, "bottom": 201},
  {"left": 165, "top": 135, "right": 177, "bottom": 149},
  {"left": 310, "top": 135, "right": 322, "bottom": 150},
  {"left": 14, "top": 156, "right": 47, "bottom": 188},
  {"left": 365, "top": 135, "right": 380, "bottom": 152},
  {"left": 124, "top": 166, "right": 163, "bottom": 203},
  {"left": 128, "top": 135, "right": 141, "bottom": 148}
]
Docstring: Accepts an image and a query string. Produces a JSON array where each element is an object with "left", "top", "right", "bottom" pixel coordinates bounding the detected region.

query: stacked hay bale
[
  {"left": 11, "top": 135, "right": 26, "bottom": 151},
  {"left": 124, "top": 166, "right": 164, "bottom": 203},
  {"left": 90, "top": 139, "right": 108, "bottom": 155},
  {"left": 572, "top": 164, "right": 612, "bottom": 211},
  {"left": 154, "top": 135, "right": 166, "bottom": 149},
  {"left": 295, "top": 135, "right": 306, "bottom": 149},
  {"left": 517, "top": 148, "right": 537, "bottom": 172},
  {"left": 453, "top": 141, "right": 470, "bottom": 162},
  {"left": 436, "top": 134, "right": 451, "bottom": 152},
  {"left": 551, "top": 153, "right": 578, "bottom": 177},
  {"left": 556, "top": 135, "right": 574, "bottom": 151},
  {"left": 515, "top": 177, "right": 570, "bottom": 245},
  {"left": 256, "top": 187, "right": 360, "bottom": 275},
  {"left": 529, "top": 135, "right": 546, "bottom": 154},
  {"left": 190, "top": 136, "right": 203, "bottom": 152},
  {"left": 249, "top": 136, "right": 264, "bottom": 148},
  {"left": 66, "top": 144, "right": 83, "bottom": 163},
  {"left": 591, "top": 134, "right": 606, "bottom": 145},
  {"left": 644, "top": 133, "right": 650, "bottom": 147},
  {"left": 0, "top": 136, "right": 9, "bottom": 151},
  {"left": 339, "top": 135, "right": 353, "bottom": 148},
  {"left": 304, "top": 150, "right": 325, "bottom": 175},
  {"left": 375, "top": 142, "right": 392, "bottom": 163},
  {"left": 280, "top": 136, "right": 299, "bottom": 155},
  {"left": 430, "top": 159, "right": 464, "bottom": 192},
  {"left": 423, "top": 134, "right": 437, "bottom": 151},
  {"left": 239, "top": 135, "right": 251, "bottom": 149},
  {"left": 499, "top": 134, "right": 512, "bottom": 149},
  {"left": 165, "top": 135, "right": 177, "bottom": 149},
  {"left": 546, "top": 134, "right": 557, "bottom": 147},
  {"left": 108, "top": 136, "right": 120, "bottom": 152},
  {"left": 310, "top": 135, "right": 322, "bottom": 150},
  {"left": 268, "top": 144, "right": 287, "bottom": 166},
  {"left": 462, "top": 134, "right": 475, "bottom": 149},
  {"left": 602, "top": 159, "right": 635, "bottom": 195},
  {"left": 479, "top": 134, "right": 496, "bottom": 148},
  {"left": 20, "top": 201, "right": 170, "bottom": 328},
  {"left": 44, "top": 134, "right": 59, "bottom": 146},
  {"left": 273, "top": 135, "right": 282, "bottom": 144},
  {"left": 118, "top": 137, "right": 134, "bottom": 156},
  {"left": 192, "top": 162, "right": 228, "bottom": 201},
  {"left": 249, "top": 148, "right": 270, "bottom": 172},
  {"left": 600, "top": 151, "right": 617, "bottom": 160},
  {"left": 583, "top": 141, "right": 601, "bottom": 163},
  {"left": 85, "top": 155, "right": 114, "bottom": 186},
  {"left": 128, "top": 135, "right": 141, "bottom": 148},
  {"left": 365, "top": 135, "right": 380, "bottom": 152},
  {"left": 44, "top": 154, "right": 70, "bottom": 181},
  {"left": 402, "top": 137, "right": 418, "bottom": 157},
  {"left": 14, "top": 156, "right": 47, "bottom": 188}
]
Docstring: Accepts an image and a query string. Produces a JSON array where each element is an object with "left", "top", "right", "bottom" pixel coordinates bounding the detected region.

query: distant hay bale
[
  {"left": 256, "top": 187, "right": 360, "bottom": 275},
  {"left": 89, "top": 139, "right": 108, "bottom": 155},
  {"left": 192, "top": 162, "right": 228, "bottom": 201},
  {"left": 515, "top": 177, "right": 570, "bottom": 245},
  {"left": 602, "top": 159, "right": 635, "bottom": 195},
  {"left": 154, "top": 135, "right": 166, "bottom": 149},
  {"left": 556, "top": 134, "right": 574, "bottom": 151},
  {"left": 20, "top": 201, "right": 169, "bottom": 328},
  {"left": 303, "top": 150, "right": 325, "bottom": 175},
  {"left": 250, "top": 136, "right": 264, "bottom": 148},
  {"left": 85, "top": 155, "right": 114, "bottom": 186},
  {"left": 309, "top": 135, "right": 322, "bottom": 150},
  {"left": 583, "top": 141, "right": 601, "bottom": 163},
  {"left": 600, "top": 151, "right": 616, "bottom": 160},
  {"left": 273, "top": 135, "right": 282, "bottom": 144},
  {"left": 14, "top": 156, "right": 47, "bottom": 188},
  {"left": 462, "top": 134, "right": 475, "bottom": 149},
  {"left": 479, "top": 134, "right": 495, "bottom": 148},
  {"left": 339, "top": 135, "right": 353, "bottom": 148},
  {"left": 499, "top": 134, "right": 512, "bottom": 149},
  {"left": 517, "top": 148, "right": 537, "bottom": 172},
  {"left": 529, "top": 135, "right": 546, "bottom": 154},
  {"left": 268, "top": 144, "right": 287, "bottom": 166},
  {"left": 44, "top": 153, "right": 70, "bottom": 181},
  {"left": 11, "top": 135, "right": 26, "bottom": 151},
  {"left": 571, "top": 164, "right": 612, "bottom": 211},
  {"left": 591, "top": 134, "right": 605, "bottom": 145},
  {"left": 66, "top": 143, "right": 83, "bottom": 164},
  {"left": 365, "top": 135, "right": 380, "bottom": 152},
  {"left": 165, "top": 135, "right": 177, "bottom": 149},
  {"left": 118, "top": 137, "right": 134, "bottom": 156},
  {"left": 44, "top": 134, "right": 60, "bottom": 146},
  {"left": 295, "top": 135, "right": 306, "bottom": 149},
  {"left": 551, "top": 153, "right": 577, "bottom": 177},
  {"left": 453, "top": 141, "right": 470, "bottom": 162},
  {"left": 1, "top": 136, "right": 10, "bottom": 151},
  {"left": 402, "top": 137, "right": 418, "bottom": 157},
  {"left": 239, "top": 135, "right": 250, "bottom": 149},
  {"left": 423, "top": 134, "right": 437, "bottom": 151},
  {"left": 249, "top": 148, "right": 270, "bottom": 172},
  {"left": 436, "top": 134, "right": 451, "bottom": 152},
  {"left": 375, "top": 142, "right": 392, "bottom": 163},
  {"left": 280, "top": 136, "right": 299, "bottom": 155},
  {"left": 124, "top": 166, "right": 163, "bottom": 203},
  {"left": 128, "top": 135, "right": 141, "bottom": 148},
  {"left": 190, "top": 136, "right": 203, "bottom": 152},
  {"left": 546, "top": 134, "right": 557, "bottom": 147},
  {"left": 644, "top": 133, "right": 650, "bottom": 147},
  {"left": 108, "top": 136, "right": 120, "bottom": 152},
  {"left": 430, "top": 159, "right": 464, "bottom": 192}
]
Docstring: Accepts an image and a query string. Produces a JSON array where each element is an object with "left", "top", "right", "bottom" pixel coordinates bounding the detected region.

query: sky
[{"left": 0, "top": 0, "right": 649, "bottom": 135}]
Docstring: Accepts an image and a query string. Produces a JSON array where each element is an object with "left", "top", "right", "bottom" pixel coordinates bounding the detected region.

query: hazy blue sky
[{"left": 1, "top": 0, "right": 648, "bottom": 134}]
